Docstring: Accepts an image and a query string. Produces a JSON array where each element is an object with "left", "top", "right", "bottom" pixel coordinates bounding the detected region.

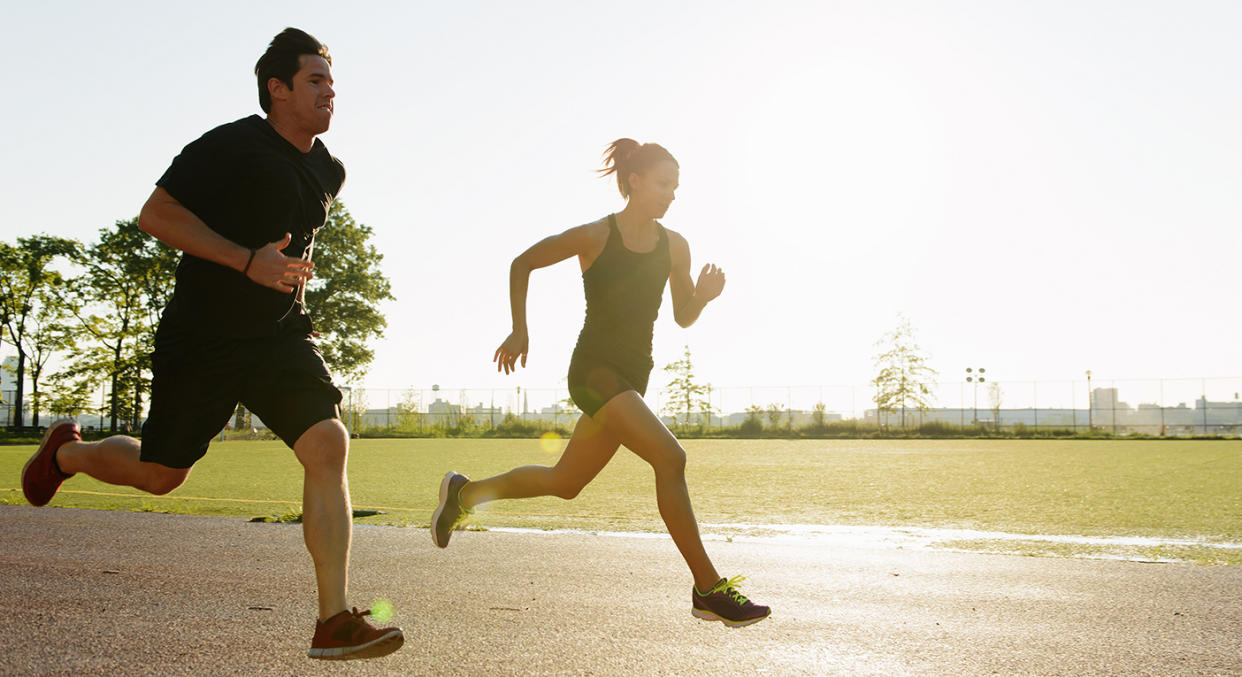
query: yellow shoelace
[{"left": 707, "top": 575, "right": 751, "bottom": 604}]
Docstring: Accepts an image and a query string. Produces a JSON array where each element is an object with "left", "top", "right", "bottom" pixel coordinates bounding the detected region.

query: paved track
[{"left": 1, "top": 505, "right": 1239, "bottom": 676}]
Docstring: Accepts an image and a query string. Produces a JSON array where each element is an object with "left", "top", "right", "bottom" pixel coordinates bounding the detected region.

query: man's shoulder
[
  {"left": 308, "top": 139, "right": 347, "bottom": 191},
  {"left": 196, "top": 115, "right": 265, "bottom": 142},
  {"left": 177, "top": 115, "right": 265, "bottom": 158}
]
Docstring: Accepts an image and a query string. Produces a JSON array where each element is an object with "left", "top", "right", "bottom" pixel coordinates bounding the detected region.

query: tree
[
  {"left": 765, "top": 403, "right": 787, "bottom": 429},
  {"left": 988, "top": 382, "right": 1003, "bottom": 430},
  {"left": 23, "top": 286, "right": 76, "bottom": 428},
  {"left": 62, "top": 219, "right": 177, "bottom": 432},
  {"left": 812, "top": 402, "right": 827, "bottom": 428},
  {"left": 740, "top": 405, "right": 764, "bottom": 435},
  {"left": 661, "top": 345, "right": 714, "bottom": 428},
  {"left": 0, "top": 235, "right": 79, "bottom": 429},
  {"left": 395, "top": 388, "right": 423, "bottom": 431},
  {"left": 43, "top": 371, "right": 97, "bottom": 421},
  {"left": 872, "top": 314, "right": 938, "bottom": 428},
  {"left": 303, "top": 201, "right": 395, "bottom": 384}
]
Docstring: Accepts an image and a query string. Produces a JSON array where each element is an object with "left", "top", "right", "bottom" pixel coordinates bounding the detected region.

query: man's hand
[{"left": 245, "top": 233, "right": 314, "bottom": 293}]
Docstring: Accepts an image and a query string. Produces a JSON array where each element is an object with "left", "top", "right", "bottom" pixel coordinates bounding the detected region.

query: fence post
[
  {"left": 1072, "top": 383, "right": 1077, "bottom": 431},
  {"left": 1202, "top": 378, "right": 1208, "bottom": 435},
  {"left": 1152, "top": 377, "right": 1162, "bottom": 434}
]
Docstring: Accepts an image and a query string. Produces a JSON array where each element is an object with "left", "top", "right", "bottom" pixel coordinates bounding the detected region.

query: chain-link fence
[
  {"left": 330, "top": 376, "right": 1242, "bottom": 437},
  {"left": 6, "top": 377, "right": 1241, "bottom": 436}
]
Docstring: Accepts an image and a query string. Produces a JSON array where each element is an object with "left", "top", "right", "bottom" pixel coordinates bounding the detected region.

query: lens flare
[
  {"left": 539, "top": 431, "right": 563, "bottom": 455},
  {"left": 371, "top": 598, "right": 394, "bottom": 623}
]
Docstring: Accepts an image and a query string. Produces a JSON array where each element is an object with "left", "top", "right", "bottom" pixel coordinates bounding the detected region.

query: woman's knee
[
  {"left": 552, "top": 478, "right": 585, "bottom": 500},
  {"left": 649, "top": 442, "right": 687, "bottom": 477},
  {"left": 546, "top": 468, "right": 588, "bottom": 500}
]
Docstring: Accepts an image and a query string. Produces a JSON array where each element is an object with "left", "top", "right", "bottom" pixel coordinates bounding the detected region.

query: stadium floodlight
[{"left": 966, "top": 367, "right": 986, "bottom": 425}]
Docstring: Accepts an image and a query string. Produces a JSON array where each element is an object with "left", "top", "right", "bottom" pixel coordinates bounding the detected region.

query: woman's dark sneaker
[
  {"left": 22, "top": 418, "right": 80, "bottom": 507},
  {"left": 692, "top": 576, "right": 771, "bottom": 627},
  {"left": 308, "top": 607, "right": 404, "bottom": 660},
  {"left": 431, "top": 471, "right": 471, "bottom": 548}
]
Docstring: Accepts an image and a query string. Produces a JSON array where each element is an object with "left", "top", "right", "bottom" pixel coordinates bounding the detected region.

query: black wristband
[{"left": 241, "top": 249, "right": 256, "bottom": 277}]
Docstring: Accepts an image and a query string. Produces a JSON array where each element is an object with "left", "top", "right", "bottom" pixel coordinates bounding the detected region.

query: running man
[
  {"left": 20, "top": 28, "right": 403, "bottom": 660},
  {"left": 431, "top": 139, "right": 771, "bottom": 627}
]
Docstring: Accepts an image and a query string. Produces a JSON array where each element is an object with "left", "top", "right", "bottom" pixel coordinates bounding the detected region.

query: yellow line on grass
[{"left": 1, "top": 487, "right": 652, "bottom": 521}]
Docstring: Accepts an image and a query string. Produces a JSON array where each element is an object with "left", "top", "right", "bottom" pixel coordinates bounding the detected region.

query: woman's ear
[{"left": 626, "top": 171, "right": 641, "bottom": 196}]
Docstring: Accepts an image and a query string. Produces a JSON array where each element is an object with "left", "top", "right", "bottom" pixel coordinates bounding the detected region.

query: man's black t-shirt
[{"left": 155, "top": 114, "right": 345, "bottom": 337}]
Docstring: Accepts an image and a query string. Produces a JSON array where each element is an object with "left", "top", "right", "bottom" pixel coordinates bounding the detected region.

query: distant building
[{"left": 861, "top": 386, "right": 1242, "bottom": 436}]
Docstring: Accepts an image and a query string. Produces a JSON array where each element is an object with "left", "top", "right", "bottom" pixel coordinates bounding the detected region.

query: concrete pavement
[{"left": 1, "top": 505, "right": 1239, "bottom": 676}]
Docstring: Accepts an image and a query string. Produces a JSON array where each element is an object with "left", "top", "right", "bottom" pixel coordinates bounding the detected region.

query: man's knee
[
  {"left": 294, "top": 419, "right": 349, "bottom": 473},
  {"left": 144, "top": 466, "right": 191, "bottom": 495}
]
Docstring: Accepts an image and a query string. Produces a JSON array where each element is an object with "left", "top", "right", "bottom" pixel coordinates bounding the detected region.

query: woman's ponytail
[{"left": 599, "top": 138, "right": 642, "bottom": 197}]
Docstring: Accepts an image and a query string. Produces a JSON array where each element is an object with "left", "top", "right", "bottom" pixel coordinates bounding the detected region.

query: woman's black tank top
[{"left": 573, "top": 214, "right": 671, "bottom": 371}]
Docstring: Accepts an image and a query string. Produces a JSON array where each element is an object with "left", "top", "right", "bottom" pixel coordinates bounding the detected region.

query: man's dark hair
[{"left": 254, "top": 28, "right": 332, "bottom": 113}]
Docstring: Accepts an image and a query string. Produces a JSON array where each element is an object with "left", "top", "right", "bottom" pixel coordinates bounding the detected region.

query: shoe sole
[
  {"left": 22, "top": 418, "right": 76, "bottom": 507},
  {"left": 430, "top": 471, "right": 457, "bottom": 548},
  {"left": 308, "top": 629, "right": 404, "bottom": 660},
  {"left": 692, "top": 607, "right": 771, "bottom": 628}
]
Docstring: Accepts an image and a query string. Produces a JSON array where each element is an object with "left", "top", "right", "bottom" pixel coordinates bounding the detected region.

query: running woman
[
  {"left": 432, "top": 139, "right": 770, "bottom": 627},
  {"left": 19, "top": 28, "right": 403, "bottom": 660}
]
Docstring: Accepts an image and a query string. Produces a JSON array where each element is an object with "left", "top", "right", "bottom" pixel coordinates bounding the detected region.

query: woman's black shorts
[{"left": 567, "top": 349, "right": 651, "bottom": 418}]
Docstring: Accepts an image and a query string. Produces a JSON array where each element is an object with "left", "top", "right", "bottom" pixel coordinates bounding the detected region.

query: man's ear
[{"left": 267, "top": 77, "right": 290, "bottom": 104}]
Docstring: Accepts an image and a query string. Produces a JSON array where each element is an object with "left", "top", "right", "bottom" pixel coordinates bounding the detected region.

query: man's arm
[{"left": 138, "top": 187, "right": 313, "bottom": 294}]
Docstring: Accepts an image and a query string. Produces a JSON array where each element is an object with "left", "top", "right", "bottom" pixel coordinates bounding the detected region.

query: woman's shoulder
[
  {"left": 562, "top": 216, "right": 611, "bottom": 244},
  {"left": 662, "top": 225, "right": 689, "bottom": 251}
]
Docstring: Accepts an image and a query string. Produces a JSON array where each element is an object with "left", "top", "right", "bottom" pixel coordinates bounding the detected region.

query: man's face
[{"left": 273, "top": 54, "right": 335, "bottom": 136}]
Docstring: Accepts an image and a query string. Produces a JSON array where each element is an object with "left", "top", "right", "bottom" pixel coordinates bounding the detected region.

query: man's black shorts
[{"left": 140, "top": 315, "right": 342, "bottom": 469}]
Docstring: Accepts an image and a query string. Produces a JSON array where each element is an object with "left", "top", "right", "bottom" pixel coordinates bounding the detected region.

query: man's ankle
[{"left": 52, "top": 444, "right": 75, "bottom": 475}]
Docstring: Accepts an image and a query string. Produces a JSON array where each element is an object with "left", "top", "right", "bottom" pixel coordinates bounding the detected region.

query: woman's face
[{"left": 628, "top": 160, "right": 679, "bottom": 219}]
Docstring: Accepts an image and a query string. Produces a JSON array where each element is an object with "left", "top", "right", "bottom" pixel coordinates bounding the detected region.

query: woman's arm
[
  {"left": 668, "top": 230, "right": 725, "bottom": 328},
  {"left": 493, "top": 223, "right": 604, "bottom": 373}
]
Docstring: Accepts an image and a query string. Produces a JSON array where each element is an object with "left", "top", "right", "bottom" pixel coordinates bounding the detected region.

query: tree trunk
[
  {"left": 132, "top": 383, "right": 142, "bottom": 431},
  {"left": 109, "top": 369, "right": 120, "bottom": 432},
  {"left": 110, "top": 313, "right": 129, "bottom": 432},
  {"left": 12, "top": 350, "right": 26, "bottom": 429},
  {"left": 30, "top": 381, "right": 39, "bottom": 429}
]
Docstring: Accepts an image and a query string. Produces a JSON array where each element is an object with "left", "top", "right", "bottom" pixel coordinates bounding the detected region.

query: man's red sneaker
[
  {"left": 308, "top": 607, "right": 404, "bottom": 660},
  {"left": 22, "top": 418, "right": 79, "bottom": 507}
]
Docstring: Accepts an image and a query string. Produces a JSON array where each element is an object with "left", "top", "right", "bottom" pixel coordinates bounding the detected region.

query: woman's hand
[
  {"left": 695, "top": 263, "right": 726, "bottom": 303},
  {"left": 494, "top": 329, "right": 529, "bottom": 374}
]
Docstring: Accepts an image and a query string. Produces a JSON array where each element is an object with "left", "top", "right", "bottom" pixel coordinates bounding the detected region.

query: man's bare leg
[
  {"left": 58, "top": 436, "right": 191, "bottom": 495},
  {"left": 293, "top": 419, "right": 351, "bottom": 621}
]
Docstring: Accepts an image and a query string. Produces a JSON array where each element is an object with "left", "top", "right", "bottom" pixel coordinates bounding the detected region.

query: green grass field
[{"left": 3, "top": 439, "right": 1240, "bottom": 563}]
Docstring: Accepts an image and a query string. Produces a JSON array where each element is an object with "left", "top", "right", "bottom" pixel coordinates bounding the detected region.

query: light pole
[
  {"left": 339, "top": 386, "right": 352, "bottom": 433},
  {"left": 1085, "top": 370, "right": 1093, "bottom": 431},
  {"left": 966, "top": 367, "right": 986, "bottom": 425}
]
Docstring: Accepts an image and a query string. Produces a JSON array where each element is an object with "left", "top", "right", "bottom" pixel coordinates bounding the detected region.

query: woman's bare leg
[
  {"left": 460, "top": 414, "right": 622, "bottom": 508},
  {"left": 592, "top": 391, "right": 721, "bottom": 591}
]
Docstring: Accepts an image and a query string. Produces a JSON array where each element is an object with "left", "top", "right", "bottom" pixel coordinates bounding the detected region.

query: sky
[{"left": 4, "top": 1, "right": 1240, "bottom": 412}]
